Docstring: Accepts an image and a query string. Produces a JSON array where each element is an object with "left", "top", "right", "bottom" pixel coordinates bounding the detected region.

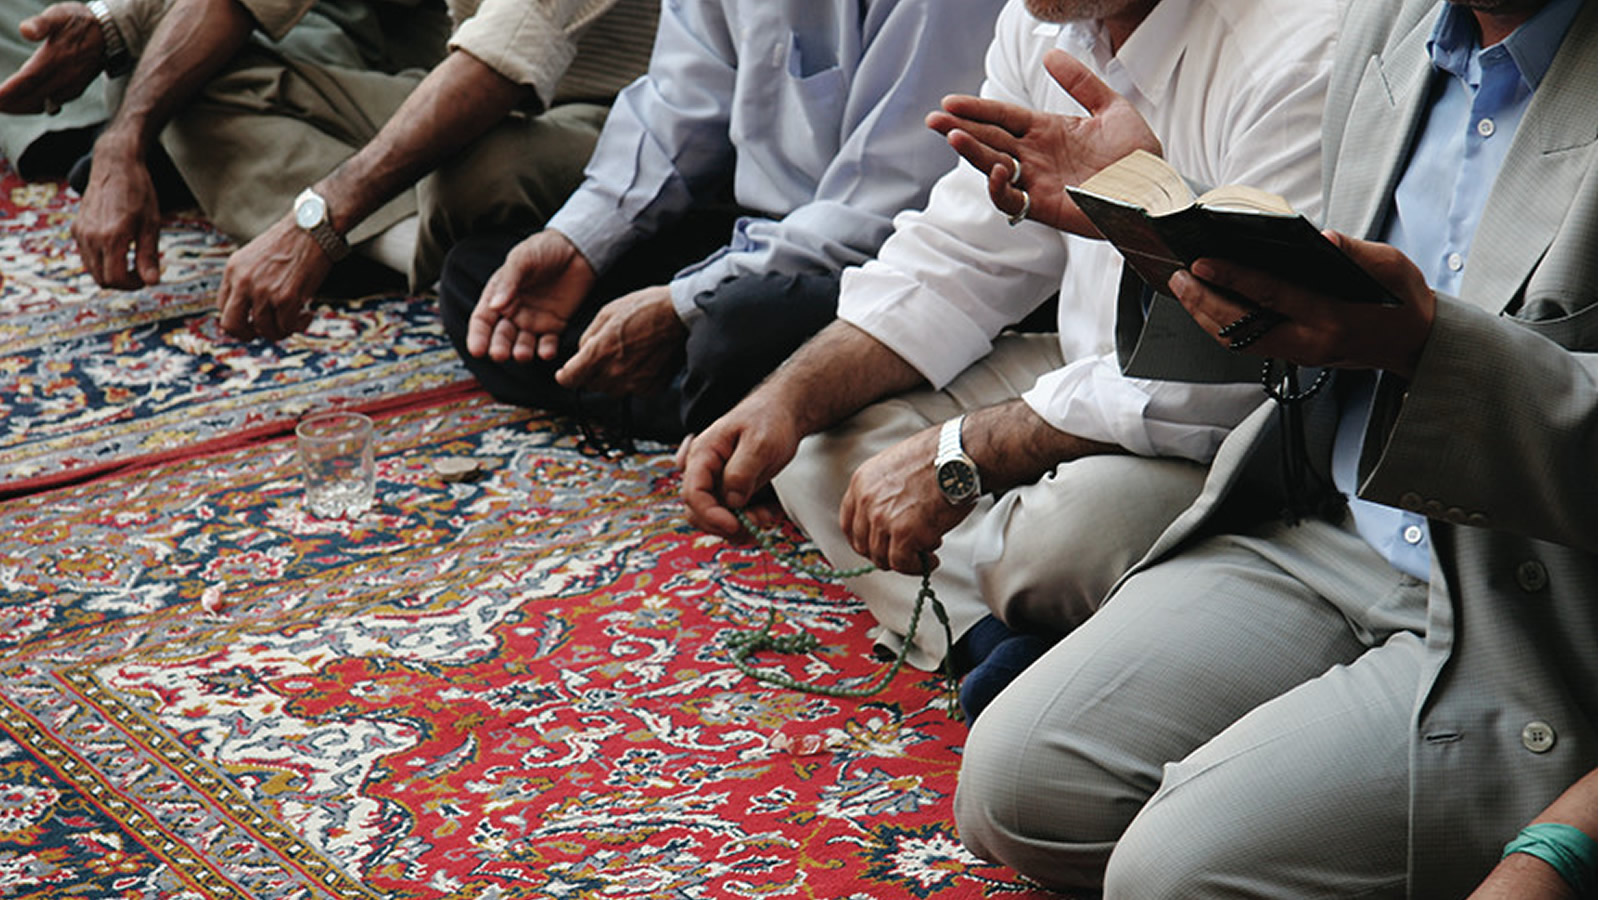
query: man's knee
[{"left": 980, "top": 455, "right": 1206, "bottom": 635}]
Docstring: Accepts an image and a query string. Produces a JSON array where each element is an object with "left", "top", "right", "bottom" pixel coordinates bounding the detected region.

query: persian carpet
[
  {"left": 0, "top": 394, "right": 1059, "bottom": 899},
  {"left": 0, "top": 161, "right": 470, "bottom": 497}
]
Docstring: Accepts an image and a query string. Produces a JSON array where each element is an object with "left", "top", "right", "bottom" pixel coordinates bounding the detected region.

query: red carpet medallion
[{"left": 0, "top": 394, "right": 1058, "bottom": 898}]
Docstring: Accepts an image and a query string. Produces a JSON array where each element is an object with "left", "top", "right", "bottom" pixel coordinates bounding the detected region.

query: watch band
[
  {"left": 934, "top": 415, "right": 981, "bottom": 505},
  {"left": 294, "top": 188, "right": 351, "bottom": 262},
  {"left": 87, "top": 0, "right": 131, "bottom": 78}
]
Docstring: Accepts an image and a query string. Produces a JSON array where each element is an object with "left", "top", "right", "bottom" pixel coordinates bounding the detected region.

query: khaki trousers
[{"left": 773, "top": 334, "right": 1209, "bottom": 671}]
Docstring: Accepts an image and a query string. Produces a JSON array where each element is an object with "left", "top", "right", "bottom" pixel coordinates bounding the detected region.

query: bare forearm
[
  {"left": 97, "top": 0, "right": 252, "bottom": 158},
  {"left": 756, "top": 319, "right": 926, "bottom": 438},
  {"left": 964, "top": 398, "right": 1122, "bottom": 496},
  {"left": 316, "top": 50, "right": 531, "bottom": 234},
  {"left": 1469, "top": 770, "right": 1597, "bottom": 900}
]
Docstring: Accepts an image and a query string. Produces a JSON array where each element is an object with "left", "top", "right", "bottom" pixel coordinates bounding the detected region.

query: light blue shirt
[
  {"left": 544, "top": 0, "right": 1005, "bottom": 324},
  {"left": 1333, "top": 0, "right": 1582, "bottom": 580}
]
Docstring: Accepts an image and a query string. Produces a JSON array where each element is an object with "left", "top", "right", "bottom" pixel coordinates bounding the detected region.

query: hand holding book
[{"left": 1167, "top": 234, "right": 1438, "bottom": 380}]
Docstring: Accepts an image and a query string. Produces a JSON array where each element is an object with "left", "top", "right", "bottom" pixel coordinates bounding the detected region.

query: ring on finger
[
  {"left": 1006, "top": 189, "right": 1031, "bottom": 227},
  {"left": 42, "top": 96, "right": 60, "bottom": 116},
  {"left": 1008, "top": 154, "right": 1023, "bottom": 185}
]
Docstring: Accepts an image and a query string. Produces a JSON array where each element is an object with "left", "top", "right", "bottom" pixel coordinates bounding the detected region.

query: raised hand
[
  {"left": 556, "top": 284, "right": 686, "bottom": 396},
  {"left": 1167, "top": 231, "right": 1437, "bottom": 379},
  {"left": 0, "top": 3, "right": 104, "bottom": 115},
  {"left": 215, "top": 216, "right": 332, "bottom": 342},
  {"left": 926, "top": 49, "right": 1161, "bottom": 235},
  {"left": 838, "top": 425, "right": 971, "bottom": 574},
  {"left": 465, "top": 229, "right": 596, "bottom": 364}
]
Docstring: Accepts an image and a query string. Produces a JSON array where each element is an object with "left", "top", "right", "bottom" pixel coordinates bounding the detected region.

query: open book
[{"left": 1066, "top": 150, "right": 1397, "bottom": 307}]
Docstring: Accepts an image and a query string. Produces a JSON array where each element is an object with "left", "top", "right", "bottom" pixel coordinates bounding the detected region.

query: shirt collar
[
  {"left": 1427, "top": 0, "right": 1582, "bottom": 91},
  {"left": 1055, "top": 0, "right": 1193, "bottom": 105}
]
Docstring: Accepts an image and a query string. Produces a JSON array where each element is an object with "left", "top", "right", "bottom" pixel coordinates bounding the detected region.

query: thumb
[
  {"left": 19, "top": 7, "right": 68, "bottom": 41},
  {"left": 1043, "top": 48, "right": 1120, "bottom": 114}
]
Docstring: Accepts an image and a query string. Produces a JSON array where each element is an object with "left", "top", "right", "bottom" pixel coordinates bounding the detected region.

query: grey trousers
[
  {"left": 955, "top": 514, "right": 1429, "bottom": 897},
  {"left": 773, "top": 334, "right": 1209, "bottom": 671}
]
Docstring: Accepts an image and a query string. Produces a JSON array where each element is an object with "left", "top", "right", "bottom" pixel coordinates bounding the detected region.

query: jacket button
[
  {"left": 1400, "top": 492, "right": 1424, "bottom": 511},
  {"left": 1522, "top": 721, "right": 1556, "bottom": 753},
  {"left": 1516, "top": 560, "right": 1549, "bottom": 593},
  {"left": 1467, "top": 513, "right": 1489, "bottom": 527},
  {"left": 1423, "top": 500, "right": 1445, "bottom": 517}
]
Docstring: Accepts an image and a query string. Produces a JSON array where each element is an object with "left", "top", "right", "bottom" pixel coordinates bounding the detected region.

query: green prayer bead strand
[{"left": 724, "top": 509, "right": 962, "bottom": 719}]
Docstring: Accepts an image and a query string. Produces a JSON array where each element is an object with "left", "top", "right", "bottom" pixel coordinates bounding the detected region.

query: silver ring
[
  {"left": 1008, "top": 154, "right": 1022, "bottom": 185},
  {"left": 42, "top": 96, "right": 60, "bottom": 116},
  {"left": 1006, "top": 189, "right": 1031, "bottom": 226}
]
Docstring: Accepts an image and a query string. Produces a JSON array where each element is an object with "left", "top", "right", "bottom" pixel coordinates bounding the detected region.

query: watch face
[
  {"left": 937, "top": 459, "right": 978, "bottom": 502},
  {"left": 295, "top": 193, "right": 326, "bottom": 229}
]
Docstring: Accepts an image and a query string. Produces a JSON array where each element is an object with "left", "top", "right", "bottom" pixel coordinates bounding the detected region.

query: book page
[
  {"left": 1195, "top": 184, "right": 1296, "bottom": 216},
  {"left": 1075, "top": 149, "right": 1197, "bottom": 216}
]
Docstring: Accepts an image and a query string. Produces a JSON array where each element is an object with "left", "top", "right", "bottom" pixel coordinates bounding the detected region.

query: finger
[
  {"left": 888, "top": 539, "right": 927, "bottom": 577},
  {"left": 987, "top": 164, "right": 1027, "bottom": 217},
  {"left": 940, "top": 93, "right": 1034, "bottom": 137},
  {"left": 1043, "top": 49, "right": 1122, "bottom": 115},
  {"left": 554, "top": 337, "right": 595, "bottom": 388},
  {"left": 218, "top": 283, "right": 252, "bottom": 339},
  {"left": 465, "top": 304, "right": 497, "bottom": 357},
  {"left": 488, "top": 317, "right": 521, "bottom": 362},
  {"left": 535, "top": 331, "right": 559, "bottom": 362},
  {"left": 674, "top": 432, "right": 695, "bottom": 470},
  {"left": 681, "top": 440, "right": 742, "bottom": 537},
  {"left": 945, "top": 128, "right": 1020, "bottom": 181},
  {"left": 18, "top": 8, "right": 67, "bottom": 42},
  {"left": 135, "top": 217, "right": 161, "bottom": 286},
  {"left": 1168, "top": 269, "right": 1243, "bottom": 338},
  {"left": 271, "top": 291, "right": 304, "bottom": 341},
  {"left": 720, "top": 439, "right": 781, "bottom": 512}
]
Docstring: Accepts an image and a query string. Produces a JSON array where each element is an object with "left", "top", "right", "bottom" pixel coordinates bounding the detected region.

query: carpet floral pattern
[
  {"left": 0, "top": 395, "right": 1055, "bottom": 899},
  {"left": 0, "top": 162, "right": 468, "bottom": 493}
]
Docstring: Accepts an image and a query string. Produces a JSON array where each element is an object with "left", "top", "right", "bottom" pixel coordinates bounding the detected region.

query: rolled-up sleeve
[
  {"left": 668, "top": 0, "right": 1004, "bottom": 323},
  {"left": 451, "top": 0, "right": 616, "bottom": 108},
  {"left": 545, "top": 0, "right": 736, "bottom": 273}
]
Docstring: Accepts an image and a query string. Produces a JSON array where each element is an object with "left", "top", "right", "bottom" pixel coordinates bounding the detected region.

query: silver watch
[
  {"left": 293, "top": 188, "right": 351, "bottom": 262},
  {"left": 87, "top": 0, "right": 131, "bottom": 78},
  {"left": 934, "top": 415, "right": 981, "bottom": 505}
]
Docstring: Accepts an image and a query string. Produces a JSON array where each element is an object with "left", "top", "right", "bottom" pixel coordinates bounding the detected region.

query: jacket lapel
[{"left": 1459, "top": 3, "right": 1598, "bottom": 314}]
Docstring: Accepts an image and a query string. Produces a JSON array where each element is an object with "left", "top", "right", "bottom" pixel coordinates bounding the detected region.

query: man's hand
[
  {"left": 215, "top": 216, "right": 331, "bottom": 341},
  {"left": 0, "top": 3, "right": 104, "bottom": 115},
  {"left": 680, "top": 398, "right": 805, "bottom": 539},
  {"left": 839, "top": 425, "right": 972, "bottom": 575},
  {"left": 466, "top": 230, "right": 596, "bottom": 364},
  {"left": 72, "top": 133, "right": 162, "bottom": 288},
  {"left": 1167, "top": 231, "right": 1437, "bottom": 379},
  {"left": 556, "top": 284, "right": 686, "bottom": 395},
  {"left": 926, "top": 49, "right": 1161, "bottom": 235}
]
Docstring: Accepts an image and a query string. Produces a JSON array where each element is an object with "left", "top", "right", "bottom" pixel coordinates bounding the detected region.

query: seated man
[
  {"left": 681, "top": 0, "right": 1338, "bottom": 715},
  {"left": 0, "top": 0, "right": 656, "bottom": 343},
  {"left": 441, "top": 0, "right": 1008, "bottom": 443},
  {"left": 956, "top": 0, "right": 1596, "bottom": 895}
]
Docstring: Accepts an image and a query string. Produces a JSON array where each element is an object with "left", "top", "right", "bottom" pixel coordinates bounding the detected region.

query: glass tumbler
[{"left": 295, "top": 411, "right": 375, "bottom": 518}]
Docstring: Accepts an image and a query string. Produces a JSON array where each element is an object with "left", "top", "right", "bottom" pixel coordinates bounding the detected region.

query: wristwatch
[
  {"left": 934, "top": 415, "right": 982, "bottom": 505},
  {"left": 293, "top": 188, "right": 351, "bottom": 262},
  {"left": 86, "top": 0, "right": 131, "bottom": 78}
]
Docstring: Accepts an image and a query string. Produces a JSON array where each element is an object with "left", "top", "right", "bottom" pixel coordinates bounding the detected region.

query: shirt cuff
[
  {"left": 837, "top": 261, "right": 994, "bottom": 388},
  {"left": 450, "top": 0, "right": 577, "bottom": 109},
  {"left": 546, "top": 186, "right": 645, "bottom": 275}
]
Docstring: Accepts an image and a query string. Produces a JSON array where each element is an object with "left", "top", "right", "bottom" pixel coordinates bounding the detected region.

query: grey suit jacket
[{"left": 1125, "top": 1, "right": 1597, "bottom": 895}]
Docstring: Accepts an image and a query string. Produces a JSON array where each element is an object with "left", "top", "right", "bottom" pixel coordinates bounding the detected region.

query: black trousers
[{"left": 438, "top": 217, "right": 840, "bottom": 443}]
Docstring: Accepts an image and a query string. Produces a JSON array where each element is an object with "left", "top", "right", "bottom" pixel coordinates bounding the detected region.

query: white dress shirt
[
  {"left": 837, "top": 0, "right": 1339, "bottom": 463},
  {"left": 544, "top": 0, "right": 1007, "bottom": 324}
]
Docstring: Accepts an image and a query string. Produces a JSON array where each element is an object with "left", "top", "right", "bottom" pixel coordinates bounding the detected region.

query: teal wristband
[{"left": 1503, "top": 822, "right": 1597, "bottom": 894}]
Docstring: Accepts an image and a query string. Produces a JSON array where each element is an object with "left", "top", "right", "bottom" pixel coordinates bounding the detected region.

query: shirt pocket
[{"left": 771, "top": 31, "right": 847, "bottom": 176}]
